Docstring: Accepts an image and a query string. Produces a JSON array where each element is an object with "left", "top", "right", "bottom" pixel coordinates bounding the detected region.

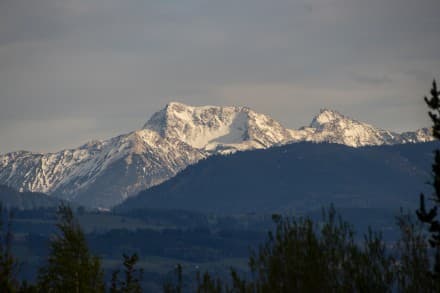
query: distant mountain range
[
  {"left": 0, "top": 102, "right": 434, "bottom": 208},
  {"left": 116, "top": 141, "right": 438, "bottom": 214}
]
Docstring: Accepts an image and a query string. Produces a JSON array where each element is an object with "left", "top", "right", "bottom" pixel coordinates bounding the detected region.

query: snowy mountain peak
[
  {"left": 310, "top": 109, "right": 352, "bottom": 128},
  {"left": 298, "top": 108, "right": 434, "bottom": 147},
  {"left": 142, "top": 102, "right": 293, "bottom": 152}
]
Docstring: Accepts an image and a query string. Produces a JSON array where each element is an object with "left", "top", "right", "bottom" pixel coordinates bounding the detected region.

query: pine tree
[
  {"left": 163, "top": 264, "right": 183, "bottom": 293},
  {"left": 0, "top": 203, "right": 20, "bottom": 292},
  {"left": 110, "top": 253, "right": 143, "bottom": 293},
  {"left": 417, "top": 80, "right": 440, "bottom": 281},
  {"left": 37, "top": 204, "right": 105, "bottom": 292},
  {"left": 195, "top": 270, "right": 223, "bottom": 293},
  {"left": 395, "top": 211, "right": 434, "bottom": 292}
]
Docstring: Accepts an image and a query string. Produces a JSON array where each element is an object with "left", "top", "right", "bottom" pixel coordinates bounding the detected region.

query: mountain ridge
[{"left": 0, "top": 102, "right": 434, "bottom": 208}]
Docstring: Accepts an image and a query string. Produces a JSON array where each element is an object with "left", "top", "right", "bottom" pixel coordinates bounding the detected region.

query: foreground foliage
[
  {"left": 37, "top": 204, "right": 105, "bottom": 292},
  {"left": 174, "top": 208, "right": 436, "bottom": 292},
  {"left": 110, "top": 253, "right": 143, "bottom": 293},
  {"left": 418, "top": 79, "right": 440, "bottom": 281},
  {"left": 0, "top": 204, "right": 20, "bottom": 292}
]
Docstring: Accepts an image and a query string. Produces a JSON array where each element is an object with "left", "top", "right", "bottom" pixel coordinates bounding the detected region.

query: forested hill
[
  {"left": 0, "top": 185, "right": 62, "bottom": 210},
  {"left": 116, "top": 141, "right": 439, "bottom": 214}
]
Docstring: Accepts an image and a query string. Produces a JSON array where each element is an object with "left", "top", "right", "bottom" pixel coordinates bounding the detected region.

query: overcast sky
[{"left": 1, "top": 0, "right": 439, "bottom": 153}]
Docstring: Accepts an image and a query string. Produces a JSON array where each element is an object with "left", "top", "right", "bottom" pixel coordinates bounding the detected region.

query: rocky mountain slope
[{"left": 0, "top": 102, "right": 433, "bottom": 208}]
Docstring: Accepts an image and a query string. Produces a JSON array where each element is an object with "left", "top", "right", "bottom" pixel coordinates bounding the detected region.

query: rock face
[{"left": 0, "top": 102, "right": 433, "bottom": 208}]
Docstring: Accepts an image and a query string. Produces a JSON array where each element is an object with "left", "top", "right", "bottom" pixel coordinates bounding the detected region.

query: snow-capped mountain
[
  {"left": 0, "top": 129, "right": 206, "bottom": 208},
  {"left": 291, "top": 109, "right": 433, "bottom": 147},
  {"left": 0, "top": 102, "right": 433, "bottom": 208},
  {"left": 144, "top": 102, "right": 295, "bottom": 153}
]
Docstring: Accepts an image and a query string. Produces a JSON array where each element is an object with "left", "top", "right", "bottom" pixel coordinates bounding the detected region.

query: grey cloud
[{"left": 352, "top": 74, "right": 393, "bottom": 86}]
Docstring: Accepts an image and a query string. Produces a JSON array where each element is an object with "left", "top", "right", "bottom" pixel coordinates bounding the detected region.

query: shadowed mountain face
[
  {"left": 0, "top": 102, "right": 433, "bottom": 208},
  {"left": 116, "top": 142, "right": 438, "bottom": 215},
  {"left": 0, "top": 185, "right": 62, "bottom": 210}
]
